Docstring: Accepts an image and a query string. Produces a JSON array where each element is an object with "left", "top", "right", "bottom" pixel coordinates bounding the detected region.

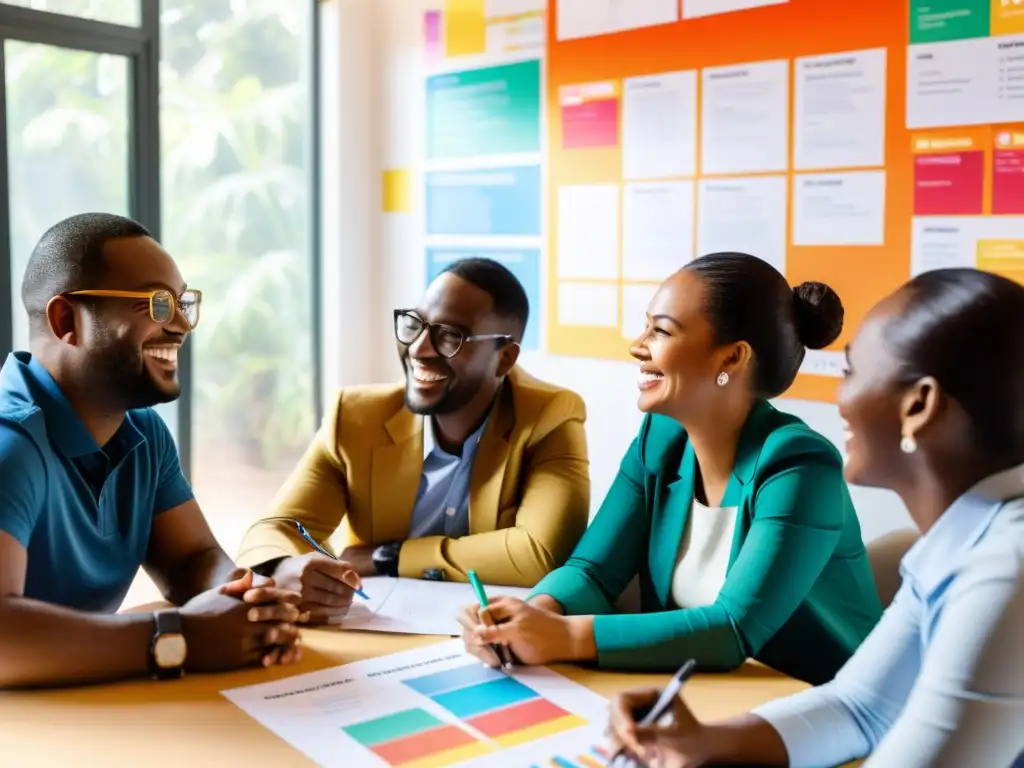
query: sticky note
[
  {"left": 382, "top": 169, "right": 412, "bottom": 213},
  {"left": 444, "top": 0, "right": 486, "bottom": 57}
]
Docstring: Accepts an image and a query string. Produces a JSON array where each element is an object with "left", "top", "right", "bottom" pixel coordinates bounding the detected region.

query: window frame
[{"left": 0, "top": 0, "right": 324, "bottom": 479}]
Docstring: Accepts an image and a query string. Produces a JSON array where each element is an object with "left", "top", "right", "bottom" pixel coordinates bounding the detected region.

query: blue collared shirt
[
  {"left": 406, "top": 416, "right": 487, "bottom": 540},
  {"left": 0, "top": 352, "right": 194, "bottom": 612},
  {"left": 754, "top": 464, "right": 1024, "bottom": 767}
]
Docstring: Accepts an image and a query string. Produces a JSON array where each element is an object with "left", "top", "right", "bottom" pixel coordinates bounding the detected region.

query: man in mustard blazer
[{"left": 237, "top": 258, "right": 590, "bottom": 622}]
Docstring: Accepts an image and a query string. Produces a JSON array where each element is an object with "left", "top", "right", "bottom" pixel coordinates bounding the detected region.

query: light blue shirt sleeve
[
  {"left": 752, "top": 583, "right": 922, "bottom": 767},
  {"left": 753, "top": 537, "right": 1024, "bottom": 768},
  {"left": 0, "top": 424, "right": 46, "bottom": 547}
]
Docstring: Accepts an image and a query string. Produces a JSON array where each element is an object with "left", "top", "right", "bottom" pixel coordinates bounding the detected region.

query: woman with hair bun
[{"left": 458, "top": 252, "right": 882, "bottom": 683}]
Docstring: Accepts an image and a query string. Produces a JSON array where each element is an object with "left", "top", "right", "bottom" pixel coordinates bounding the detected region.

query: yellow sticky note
[
  {"left": 382, "top": 169, "right": 412, "bottom": 213},
  {"left": 977, "top": 239, "right": 1024, "bottom": 286},
  {"left": 444, "top": 0, "right": 486, "bottom": 57}
]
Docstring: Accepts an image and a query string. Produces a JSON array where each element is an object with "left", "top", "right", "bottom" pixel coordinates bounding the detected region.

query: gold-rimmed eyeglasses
[{"left": 63, "top": 289, "right": 202, "bottom": 329}]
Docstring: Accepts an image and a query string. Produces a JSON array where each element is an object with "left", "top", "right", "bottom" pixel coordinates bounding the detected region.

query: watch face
[{"left": 154, "top": 634, "right": 187, "bottom": 669}]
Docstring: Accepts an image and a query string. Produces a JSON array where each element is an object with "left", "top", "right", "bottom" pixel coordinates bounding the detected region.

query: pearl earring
[
  {"left": 716, "top": 372, "right": 729, "bottom": 387},
  {"left": 900, "top": 435, "right": 917, "bottom": 454}
]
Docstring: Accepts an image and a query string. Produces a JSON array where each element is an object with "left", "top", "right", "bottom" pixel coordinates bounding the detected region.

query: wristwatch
[
  {"left": 371, "top": 541, "right": 402, "bottom": 577},
  {"left": 149, "top": 608, "right": 187, "bottom": 680}
]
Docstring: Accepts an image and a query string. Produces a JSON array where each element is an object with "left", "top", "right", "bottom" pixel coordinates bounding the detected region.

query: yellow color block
[
  {"left": 992, "top": 0, "right": 1024, "bottom": 35},
  {"left": 398, "top": 741, "right": 493, "bottom": 768},
  {"left": 382, "top": 169, "right": 412, "bottom": 213},
  {"left": 977, "top": 239, "right": 1024, "bottom": 286},
  {"left": 444, "top": 0, "right": 486, "bottom": 57},
  {"left": 493, "top": 715, "right": 589, "bottom": 748}
]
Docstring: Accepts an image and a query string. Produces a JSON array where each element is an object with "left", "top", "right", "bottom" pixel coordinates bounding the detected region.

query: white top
[
  {"left": 670, "top": 500, "right": 738, "bottom": 609},
  {"left": 753, "top": 463, "right": 1024, "bottom": 768}
]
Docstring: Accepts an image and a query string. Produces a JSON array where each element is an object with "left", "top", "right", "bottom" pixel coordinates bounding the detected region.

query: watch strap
[
  {"left": 154, "top": 608, "right": 183, "bottom": 635},
  {"left": 373, "top": 541, "right": 401, "bottom": 577}
]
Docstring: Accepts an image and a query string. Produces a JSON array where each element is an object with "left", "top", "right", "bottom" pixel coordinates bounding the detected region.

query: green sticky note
[
  {"left": 910, "top": 0, "right": 991, "bottom": 44},
  {"left": 426, "top": 60, "right": 541, "bottom": 160}
]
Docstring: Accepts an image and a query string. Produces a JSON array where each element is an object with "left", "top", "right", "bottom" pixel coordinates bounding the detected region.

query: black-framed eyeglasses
[{"left": 394, "top": 309, "right": 513, "bottom": 359}]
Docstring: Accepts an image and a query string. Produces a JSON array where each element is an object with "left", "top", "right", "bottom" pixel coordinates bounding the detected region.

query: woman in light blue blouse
[{"left": 607, "top": 268, "right": 1024, "bottom": 768}]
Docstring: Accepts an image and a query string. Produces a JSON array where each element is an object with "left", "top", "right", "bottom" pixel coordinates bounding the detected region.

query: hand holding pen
[
  {"left": 606, "top": 659, "right": 698, "bottom": 768},
  {"left": 261, "top": 520, "right": 370, "bottom": 623},
  {"left": 466, "top": 570, "right": 515, "bottom": 671}
]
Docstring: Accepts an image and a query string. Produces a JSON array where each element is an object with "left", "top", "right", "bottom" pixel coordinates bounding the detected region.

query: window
[
  {"left": 0, "top": 0, "right": 139, "bottom": 26},
  {"left": 4, "top": 41, "right": 131, "bottom": 353},
  {"left": 159, "top": 0, "right": 318, "bottom": 554}
]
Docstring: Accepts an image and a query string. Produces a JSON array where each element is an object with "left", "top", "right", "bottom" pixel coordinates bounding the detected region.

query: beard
[
  {"left": 90, "top": 328, "right": 180, "bottom": 411},
  {"left": 402, "top": 360, "right": 476, "bottom": 416}
]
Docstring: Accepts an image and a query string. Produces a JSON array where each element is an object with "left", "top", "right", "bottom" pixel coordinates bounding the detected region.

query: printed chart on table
[{"left": 221, "top": 640, "right": 611, "bottom": 768}]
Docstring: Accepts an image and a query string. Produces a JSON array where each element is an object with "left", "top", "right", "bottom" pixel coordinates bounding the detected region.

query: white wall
[{"left": 321, "top": 0, "right": 913, "bottom": 542}]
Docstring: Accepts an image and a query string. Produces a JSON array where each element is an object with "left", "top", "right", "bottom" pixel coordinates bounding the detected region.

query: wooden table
[{"left": 0, "top": 626, "right": 812, "bottom": 767}]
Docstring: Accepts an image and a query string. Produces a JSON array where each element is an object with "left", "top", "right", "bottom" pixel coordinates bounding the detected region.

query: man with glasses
[
  {"left": 238, "top": 258, "right": 590, "bottom": 623},
  {"left": 0, "top": 213, "right": 302, "bottom": 689}
]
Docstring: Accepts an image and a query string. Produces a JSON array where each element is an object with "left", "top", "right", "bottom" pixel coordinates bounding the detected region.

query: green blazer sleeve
[
  {"left": 534, "top": 412, "right": 853, "bottom": 674},
  {"left": 530, "top": 435, "right": 649, "bottom": 617}
]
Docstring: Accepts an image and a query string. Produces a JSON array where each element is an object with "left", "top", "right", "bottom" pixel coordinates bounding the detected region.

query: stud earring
[
  {"left": 900, "top": 434, "right": 917, "bottom": 454},
  {"left": 716, "top": 372, "right": 729, "bottom": 387}
]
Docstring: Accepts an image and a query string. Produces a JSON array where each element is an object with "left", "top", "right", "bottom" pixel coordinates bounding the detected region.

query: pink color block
[
  {"left": 914, "top": 151, "right": 984, "bottom": 216},
  {"left": 993, "top": 149, "right": 1024, "bottom": 215},
  {"left": 561, "top": 98, "right": 618, "bottom": 149}
]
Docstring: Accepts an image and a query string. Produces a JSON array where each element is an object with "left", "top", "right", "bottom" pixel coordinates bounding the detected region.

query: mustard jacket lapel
[
  {"left": 468, "top": 382, "right": 515, "bottom": 534},
  {"left": 371, "top": 406, "right": 423, "bottom": 542}
]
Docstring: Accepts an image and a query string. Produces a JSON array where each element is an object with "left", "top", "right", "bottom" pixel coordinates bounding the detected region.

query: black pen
[{"left": 608, "top": 659, "right": 697, "bottom": 768}]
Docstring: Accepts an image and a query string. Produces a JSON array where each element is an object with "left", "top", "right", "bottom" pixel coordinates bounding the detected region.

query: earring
[
  {"left": 716, "top": 372, "right": 729, "bottom": 387},
  {"left": 900, "top": 434, "right": 917, "bottom": 454}
]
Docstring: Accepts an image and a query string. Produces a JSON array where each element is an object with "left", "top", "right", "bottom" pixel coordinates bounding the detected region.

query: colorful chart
[
  {"left": 342, "top": 708, "right": 493, "bottom": 768},
  {"left": 534, "top": 744, "right": 611, "bottom": 768},
  {"left": 403, "top": 663, "right": 588, "bottom": 747}
]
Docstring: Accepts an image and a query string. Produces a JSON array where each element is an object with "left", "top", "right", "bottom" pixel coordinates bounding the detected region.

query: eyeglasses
[
  {"left": 63, "top": 288, "right": 202, "bottom": 329},
  {"left": 394, "top": 309, "right": 513, "bottom": 359}
]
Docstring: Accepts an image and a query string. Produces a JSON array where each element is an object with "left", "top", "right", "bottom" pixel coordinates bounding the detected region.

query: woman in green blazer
[{"left": 458, "top": 253, "right": 883, "bottom": 685}]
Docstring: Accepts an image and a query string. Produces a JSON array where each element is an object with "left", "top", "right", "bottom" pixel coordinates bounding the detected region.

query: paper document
[
  {"left": 794, "top": 48, "right": 886, "bottom": 171},
  {"left": 701, "top": 59, "right": 789, "bottom": 175},
  {"left": 696, "top": 175, "right": 788, "bottom": 275},
  {"left": 336, "top": 577, "right": 532, "bottom": 636},
  {"left": 792, "top": 171, "right": 886, "bottom": 246},
  {"left": 221, "top": 639, "right": 611, "bottom": 768},
  {"left": 622, "top": 70, "right": 697, "bottom": 180}
]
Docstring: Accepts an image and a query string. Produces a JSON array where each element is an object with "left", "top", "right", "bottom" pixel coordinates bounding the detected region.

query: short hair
[
  {"left": 20, "top": 212, "right": 150, "bottom": 334},
  {"left": 886, "top": 268, "right": 1024, "bottom": 463},
  {"left": 685, "top": 252, "right": 844, "bottom": 399},
  {"left": 439, "top": 257, "right": 529, "bottom": 341}
]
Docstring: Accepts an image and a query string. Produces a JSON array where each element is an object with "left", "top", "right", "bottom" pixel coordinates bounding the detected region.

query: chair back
[{"left": 868, "top": 528, "right": 920, "bottom": 609}]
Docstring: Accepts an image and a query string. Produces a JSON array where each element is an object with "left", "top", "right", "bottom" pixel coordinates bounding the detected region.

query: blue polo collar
[{"left": 0, "top": 351, "right": 145, "bottom": 458}]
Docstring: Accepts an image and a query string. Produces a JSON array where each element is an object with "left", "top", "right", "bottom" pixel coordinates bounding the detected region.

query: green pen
[{"left": 467, "top": 570, "right": 513, "bottom": 670}]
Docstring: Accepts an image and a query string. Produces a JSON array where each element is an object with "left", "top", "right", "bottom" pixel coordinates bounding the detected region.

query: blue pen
[{"left": 293, "top": 521, "right": 370, "bottom": 600}]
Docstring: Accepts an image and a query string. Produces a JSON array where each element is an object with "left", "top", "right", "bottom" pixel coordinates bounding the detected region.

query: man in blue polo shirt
[{"left": 0, "top": 213, "right": 306, "bottom": 688}]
